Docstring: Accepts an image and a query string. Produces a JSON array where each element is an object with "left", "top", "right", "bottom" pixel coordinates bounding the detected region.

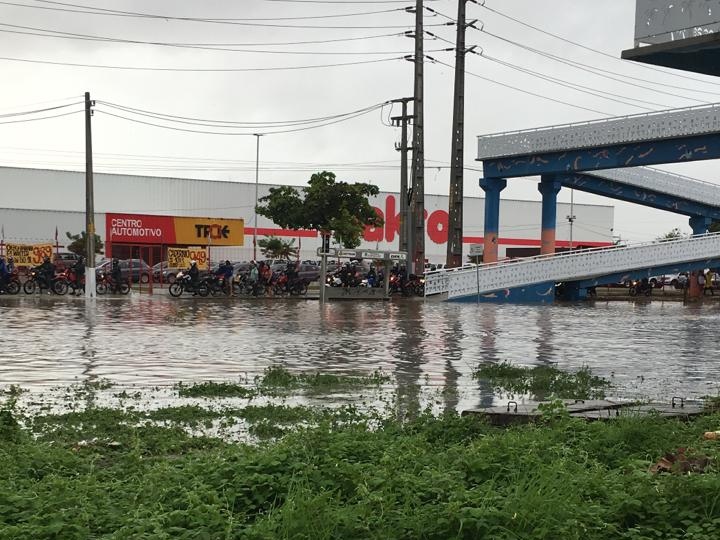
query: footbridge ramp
[{"left": 425, "top": 233, "right": 720, "bottom": 301}]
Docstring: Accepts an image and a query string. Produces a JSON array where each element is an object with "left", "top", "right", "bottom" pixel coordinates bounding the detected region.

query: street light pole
[
  {"left": 566, "top": 188, "right": 576, "bottom": 250},
  {"left": 253, "top": 133, "right": 262, "bottom": 261}
]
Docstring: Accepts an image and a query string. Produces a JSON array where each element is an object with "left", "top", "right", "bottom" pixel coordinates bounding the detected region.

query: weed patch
[
  {"left": 257, "top": 365, "right": 389, "bottom": 392},
  {"left": 474, "top": 361, "right": 611, "bottom": 400},
  {"left": 176, "top": 381, "right": 257, "bottom": 399}
]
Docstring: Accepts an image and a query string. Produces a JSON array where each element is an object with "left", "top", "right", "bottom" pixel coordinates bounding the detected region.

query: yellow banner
[
  {"left": 6, "top": 243, "right": 53, "bottom": 266},
  {"left": 167, "top": 247, "right": 209, "bottom": 270},
  {"left": 173, "top": 217, "right": 244, "bottom": 246}
]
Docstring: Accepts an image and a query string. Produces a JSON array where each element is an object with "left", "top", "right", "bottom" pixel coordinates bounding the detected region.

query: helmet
[
  {"left": 43, "top": 256, "right": 50, "bottom": 262},
  {"left": 225, "top": 260, "right": 231, "bottom": 266},
  {"left": 190, "top": 260, "right": 197, "bottom": 266}
]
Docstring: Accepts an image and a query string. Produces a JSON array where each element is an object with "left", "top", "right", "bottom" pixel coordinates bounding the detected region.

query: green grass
[
  {"left": 474, "top": 361, "right": 612, "bottom": 400},
  {"left": 257, "top": 365, "right": 389, "bottom": 392},
  {"left": 4, "top": 399, "right": 720, "bottom": 539}
]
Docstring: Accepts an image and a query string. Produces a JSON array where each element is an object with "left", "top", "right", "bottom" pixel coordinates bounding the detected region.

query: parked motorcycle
[
  {"left": 169, "top": 271, "right": 209, "bottom": 297},
  {"left": 96, "top": 271, "right": 130, "bottom": 295},
  {"left": 629, "top": 278, "right": 652, "bottom": 297},
  {"left": 0, "top": 270, "right": 21, "bottom": 295},
  {"left": 58, "top": 268, "right": 85, "bottom": 295},
  {"left": 23, "top": 269, "right": 67, "bottom": 295}
]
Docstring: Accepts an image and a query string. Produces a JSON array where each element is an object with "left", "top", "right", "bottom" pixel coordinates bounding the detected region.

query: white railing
[
  {"left": 476, "top": 102, "right": 720, "bottom": 160},
  {"left": 421, "top": 233, "right": 720, "bottom": 299}
]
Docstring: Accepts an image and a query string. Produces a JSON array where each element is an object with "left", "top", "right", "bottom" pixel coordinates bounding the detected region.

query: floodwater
[{"left": 1, "top": 295, "right": 719, "bottom": 410}]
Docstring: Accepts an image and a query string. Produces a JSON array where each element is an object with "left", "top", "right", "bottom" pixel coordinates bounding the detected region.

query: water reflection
[{"left": 1, "top": 296, "right": 720, "bottom": 405}]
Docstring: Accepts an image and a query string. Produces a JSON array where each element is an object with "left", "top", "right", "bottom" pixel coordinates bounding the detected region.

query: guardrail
[{"left": 423, "top": 233, "right": 720, "bottom": 299}]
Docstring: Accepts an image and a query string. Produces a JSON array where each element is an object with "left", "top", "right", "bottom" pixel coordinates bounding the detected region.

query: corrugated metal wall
[{"left": 0, "top": 167, "right": 614, "bottom": 263}]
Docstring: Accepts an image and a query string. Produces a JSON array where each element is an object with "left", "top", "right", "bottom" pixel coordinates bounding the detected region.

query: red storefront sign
[
  {"left": 107, "top": 214, "right": 176, "bottom": 244},
  {"left": 364, "top": 195, "right": 449, "bottom": 245}
]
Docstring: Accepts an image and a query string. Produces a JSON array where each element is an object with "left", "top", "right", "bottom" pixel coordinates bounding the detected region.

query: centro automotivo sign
[{"left": 106, "top": 214, "right": 244, "bottom": 246}]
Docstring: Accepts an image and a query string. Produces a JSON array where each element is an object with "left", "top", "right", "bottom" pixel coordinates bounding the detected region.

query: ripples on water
[{"left": 1, "top": 296, "right": 719, "bottom": 409}]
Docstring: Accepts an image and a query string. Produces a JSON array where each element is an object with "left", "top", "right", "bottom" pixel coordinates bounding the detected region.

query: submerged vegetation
[{"left": 3, "top": 368, "right": 720, "bottom": 539}]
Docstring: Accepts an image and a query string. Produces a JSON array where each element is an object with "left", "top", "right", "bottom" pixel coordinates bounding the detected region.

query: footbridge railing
[{"left": 425, "top": 233, "right": 720, "bottom": 299}]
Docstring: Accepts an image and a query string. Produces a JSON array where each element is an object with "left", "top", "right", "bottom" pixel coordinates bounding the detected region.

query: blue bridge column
[
  {"left": 538, "top": 176, "right": 562, "bottom": 256},
  {"left": 689, "top": 216, "right": 713, "bottom": 235},
  {"left": 479, "top": 177, "right": 507, "bottom": 263}
]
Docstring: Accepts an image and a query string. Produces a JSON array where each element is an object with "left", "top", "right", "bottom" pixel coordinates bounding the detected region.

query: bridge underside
[
  {"left": 559, "top": 173, "right": 720, "bottom": 219},
  {"left": 621, "top": 33, "right": 720, "bottom": 77}
]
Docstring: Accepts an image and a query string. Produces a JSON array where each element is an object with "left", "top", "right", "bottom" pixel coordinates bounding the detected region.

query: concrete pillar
[
  {"left": 538, "top": 176, "right": 562, "bottom": 256},
  {"left": 479, "top": 177, "right": 507, "bottom": 264},
  {"left": 689, "top": 216, "right": 712, "bottom": 236},
  {"left": 688, "top": 216, "right": 712, "bottom": 299}
]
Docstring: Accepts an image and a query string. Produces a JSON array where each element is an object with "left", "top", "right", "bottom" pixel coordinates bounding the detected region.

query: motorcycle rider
[
  {"left": 249, "top": 261, "right": 259, "bottom": 295},
  {"left": 39, "top": 256, "right": 56, "bottom": 293},
  {"left": 366, "top": 264, "right": 377, "bottom": 287},
  {"left": 0, "top": 256, "right": 7, "bottom": 292},
  {"left": 188, "top": 259, "right": 200, "bottom": 293},
  {"left": 6, "top": 257, "right": 15, "bottom": 275},
  {"left": 110, "top": 258, "right": 122, "bottom": 293},
  {"left": 72, "top": 256, "right": 85, "bottom": 294}
]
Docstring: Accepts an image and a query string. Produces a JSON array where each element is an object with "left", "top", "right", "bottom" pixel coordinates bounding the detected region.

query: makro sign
[
  {"left": 107, "top": 214, "right": 244, "bottom": 246},
  {"left": 364, "top": 194, "right": 449, "bottom": 245}
]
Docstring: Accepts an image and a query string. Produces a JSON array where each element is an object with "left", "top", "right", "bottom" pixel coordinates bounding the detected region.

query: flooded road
[{"left": 1, "top": 295, "right": 718, "bottom": 408}]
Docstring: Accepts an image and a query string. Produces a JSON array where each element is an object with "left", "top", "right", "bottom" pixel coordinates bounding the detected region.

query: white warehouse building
[{"left": 0, "top": 167, "right": 614, "bottom": 264}]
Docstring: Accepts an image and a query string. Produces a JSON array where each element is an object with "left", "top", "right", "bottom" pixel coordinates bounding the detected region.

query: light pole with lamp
[
  {"left": 566, "top": 188, "right": 576, "bottom": 251},
  {"left": 253, "top": 133, "right": 263, "bottom": 261}
]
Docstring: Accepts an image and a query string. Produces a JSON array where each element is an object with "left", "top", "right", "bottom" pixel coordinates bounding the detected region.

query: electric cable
[
  {"left": 0, "top": 100, "right": 83, "bottom": 118},
  {"left": 478, "top": 2, "right": 720, "bottom": 92},
  {"left": 0, "top": 1, "right": 448, "bottom": 29},
  {"left": 0, "top": 23, "right": 406, "bottom": 52},
  {"left": 0, "top": 109, "right": 83, "bottom": 124},
  {"left": 96, "top": 100, "right": 389, "bottom": 128},
  {"left": 432, "top": 58, "right": 610, "bottom": 116},
  {"left": 0, "top": 54, "right": 404, "bottom": 72}
]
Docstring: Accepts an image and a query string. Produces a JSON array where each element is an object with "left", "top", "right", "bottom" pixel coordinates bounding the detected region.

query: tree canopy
[
  {"left": 656, "top": 227, "right": 688, "bottom": 242},
  {"left": 256, "top": 171, "right": 383, "bottom": 248},
  {"left": 65, "top": 231, "right": 104, "bottom": 257}
]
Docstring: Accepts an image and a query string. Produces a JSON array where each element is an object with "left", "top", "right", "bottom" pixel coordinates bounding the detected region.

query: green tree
[
  {"left": 656, "top": 227, "right": 688, "bottom": 242},
  {"left": 256, "top": 171, "right": 383, "bottom": 248},
  {"left": 65, "top": 231, "right": 104, "bottom": 257},
  {"left": 257, "top": 236, "right": 298, "bottom": 259}
]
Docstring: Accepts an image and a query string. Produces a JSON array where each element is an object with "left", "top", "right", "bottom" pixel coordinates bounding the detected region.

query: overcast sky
[{"left": 2, "top": 0, "right": 719, "bottom": 242}]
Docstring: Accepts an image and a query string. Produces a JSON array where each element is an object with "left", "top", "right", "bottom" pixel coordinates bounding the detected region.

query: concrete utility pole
[
  {"left": 391, "top": 97, "right": 413, "bottom": 253},
  {"left": 253, "top": 133, "right": 262, "bottom": 261},
  {"left": 410, "top": 0, "right": 425, "bottom": 275},
  {"left": 84, "top": 91, "right": 96, "bottom": 299},
  {"left": 446, "top": 0, "right": 476, "bottom": 269}
]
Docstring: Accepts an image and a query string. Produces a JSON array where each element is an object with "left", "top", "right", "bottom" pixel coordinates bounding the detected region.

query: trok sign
[{"left": 107, "top": 214, "right": 244, "bottom": 246}]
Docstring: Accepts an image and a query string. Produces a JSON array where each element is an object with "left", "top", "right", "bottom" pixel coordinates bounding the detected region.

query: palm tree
[{"left": 257, "top": 236, "right": 298, "bottom": 259}]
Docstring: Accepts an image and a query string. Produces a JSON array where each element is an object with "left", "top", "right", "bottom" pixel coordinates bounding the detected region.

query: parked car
[
  {"left": 152, "top": 261, "right": 183, "bottom": 283},
  {"left": 53, "top": 252, "right": 81, "bottom": 271},
  {"left": 297, "top": 263, "right": 321, "bottom": 282},
  {"left": 96, "top": 259, "right": 152, "bottom": 283},
  {"left": 233, "top": 261, "right": 253, "bottom": 278}
]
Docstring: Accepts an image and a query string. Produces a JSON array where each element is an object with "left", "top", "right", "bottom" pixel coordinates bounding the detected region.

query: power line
[
  {"left": 0, "top": 23, "right": 405, "bottom": 50},
  {"left": 96, "top": 100, "right": 389, "bottom": 128},
  {"left": 480, "top": 29, "right": 712, "bottom": 105},
  {"left": 0, "top": 1, "right": 446, "bottom": 29},
  {"left": 94, "top": 101, "right": 389, "bottom": 136},
  {"left": 0, "top": 54, "right": 405, "bottom": 72},
  {"left": 479, "top": 2, "right": 720, "bottom": 91},
  {"left": 0, "top": 109, "right": 83, "bottom": 124},
  {"left": 477, "top": 53, "right": 669, "bottom": 110},
  {"left": 432, "top": 58, "right": 610, "bottom": 116},
  {"left": 0, "top": 100, "right": 83, "bottom": 118}
]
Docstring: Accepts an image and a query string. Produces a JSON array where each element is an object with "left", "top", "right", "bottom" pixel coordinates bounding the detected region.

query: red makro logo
[{"left": 364, "top": 195, "right": 448, "bottom": 244}]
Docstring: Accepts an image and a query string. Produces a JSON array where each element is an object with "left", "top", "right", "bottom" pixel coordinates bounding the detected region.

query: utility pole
[
  {"left": 446, "top": 0, "right": 476, "bottom": 269},
  {"left": 391, "top": 97, "right": 413, "bottom": 253},
  {"left": 84, "top": 91, "right": 96, "bottom": 299},
  {"left": 253, "top": 133, "right": 263, "bottom": 261},
  {"left": 410, "top": 0, "right": 425, "bottom": 275}
]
